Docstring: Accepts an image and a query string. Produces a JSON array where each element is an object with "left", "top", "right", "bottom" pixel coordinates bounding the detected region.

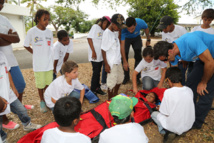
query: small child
[
  {"left": 87, "top": 16, "right": 111, "bottom": 95},
  {"left": 191, "top": 8, "right": 214, "bottom": 34},
  {"left": 53, "top": 30, "right": 73, "bottom": 80},
  {"left": 133, "top": 46, "right": 167, "bottom": 93},
  {"left": 101, "top": 14, "right": 127, "bottom": 100},
  {"left": 41, "top": 96, "right": 91, "bottom": 143},
  {"left": 99, "top": 95, "right": 148, "bottom": 143},
  {"left": 151, "top": 67, "right": 195, "bottom": 136},
  {"left": 24, "top": 9, "right": 54, "bottom": 113},
  {"left": 44, "top": 61, "right": 85, "bottom": 111},
  {"left": 145, "top": 92, "right": 159, "bottom": 104}
]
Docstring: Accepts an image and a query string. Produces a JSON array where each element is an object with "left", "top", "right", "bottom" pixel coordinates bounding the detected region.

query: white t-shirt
[
  {"left": 0, "top": 51, "right": 11, "bottom": 115},
  {"left": 41, "top": 127, "right": 91, "bottom": 143},
  {"left": 101, "top": 29, "right": 121, "bottom": 69},
  {"left": 162, "top": 25, "right": 187, "bottom": 43},
  {"left": 0, "top": 15, "right": 18, "bottom": 67},
  {"left": 99, "top": 123, "right": 148, "bottom": 143},
  {"left": 53, "top": 39, "right": 73, "bottom": 73},
  {"left": 24, "top": 26, "right": 54, "bottom": 72},
  {"left": 87, "top": 24, "right": 104, "bottom": 62},
  {"left": 157, "top": 86, "right": 195, "bottom": 135},
  {"left": 135, "top": 59, "right": 167, "bottom": 81},
  {"left": 44, "top": 76, "right": 84, "bottom": 108},
  {"left": 191, "top": 26, "right": 214, "bottom": 34}
]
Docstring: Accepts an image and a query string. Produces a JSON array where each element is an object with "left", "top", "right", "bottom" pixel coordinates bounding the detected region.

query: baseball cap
[
  {"left": 109, "top": 95, "right": 138, "bottom": 119},
  {"left": 104, "top": 16, "right": 111, "bottom": 23},
  {"left": 111, "top": 14, "right": 127, "bottom": 29},
  {"left": 157, "top": 16, "right": 173, "bottom": 30}
]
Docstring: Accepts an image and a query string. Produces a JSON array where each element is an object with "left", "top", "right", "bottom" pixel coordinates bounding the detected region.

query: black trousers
[
  {"left": 91, "top": 61, "right": 103, "bottom": 91},
  {"left": 186, "top": 60, "right": 214, "bottom": 128},
  {"left": 123, "top": 35, "right": 142, "bottom": 80}
]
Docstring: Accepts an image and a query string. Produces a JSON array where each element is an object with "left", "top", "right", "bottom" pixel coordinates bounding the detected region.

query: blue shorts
[{"left": 10, "top": 66, "right": 26, "bottom": 93}]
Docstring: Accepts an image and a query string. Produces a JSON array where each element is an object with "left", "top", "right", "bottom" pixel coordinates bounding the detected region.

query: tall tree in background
[{"left": 128, "top": 0, "right": 179, "bottom": 36}]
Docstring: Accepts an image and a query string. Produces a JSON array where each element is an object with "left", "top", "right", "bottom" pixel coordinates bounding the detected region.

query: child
[
  {"left": 0, "top": 51, "right": 42, "bottom": 142},
  {"left": 41, "top": 96, "right": 91, "bottom": 143},
  {"left": 133, "top": 46, "right": 167, "bottom": 93},
  {"left": 87, "top": 16, "right": 111, "bottom": 95},
  {"left": 99, "top": 95, "right": 148, "bottom": 143},
  {"left": 53, "top": 30, "right": 73, "bottom": 80},
  {"left": 145, "top": 92, "right": 159, "bottom": 104},
  {"left": 44, "top": 61, "right": 85, "bottom": 111},
  {"left": 24, "top": 9, "right": 54, "bottom": 113},
  {"left": 101, "top": 13, "right": 127, "bottom": 100},
  {"left": 151, "top": 67, "right": 195, "bottom": 136},
  {"left": 191, "top": 8, "right": 214, "bottom": 34}
]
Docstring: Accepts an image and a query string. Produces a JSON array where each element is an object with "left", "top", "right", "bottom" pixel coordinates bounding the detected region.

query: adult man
[
  {"left": 121, "top": 17, "right": 150, "bottom": 84},
  {"left": 157, "top": 15, "right": 188, "bottom": 85},
  {"left": 153, "top": 31, "right": 214, "bottom": 129}
]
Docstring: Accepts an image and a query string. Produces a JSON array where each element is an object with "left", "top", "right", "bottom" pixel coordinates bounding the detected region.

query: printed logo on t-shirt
[
  {"left": 5, "top": 66, "right": 8, "bottom": 73},
  {"left": 155, "top": 67, "right": 159, "bottom": 70},
  {"left": 47, "top": 41, "right": 51, "bottom": 46},
  {"left": 97, "top": 32, "right": 102, "bottom": 37},
  {"left": 192, "top": 56, "right": 198, "bottom": 61},
  {"left": 46, "top": 37, "right": 51, "bottom": 40},
  {"left": 34, "top": 37, "right": 43, "bottom": 43}
]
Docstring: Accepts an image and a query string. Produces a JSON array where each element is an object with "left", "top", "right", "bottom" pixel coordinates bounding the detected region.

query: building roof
[{"left": 0, "top": 3, "right": 30, "bottom": 16}]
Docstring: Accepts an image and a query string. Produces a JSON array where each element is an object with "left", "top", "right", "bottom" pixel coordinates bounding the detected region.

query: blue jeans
[
  {"left": 151, "top": 111, "right": 166, "bottom": 134},
  {"left": 142, "top": 76, "right": 159, "bottom": 90},
  {"left": 69, "top": 91, "right": 80, "bottom": 99},
  {"left": 0, "top": 116, "right": 6, "bottom": 141}
]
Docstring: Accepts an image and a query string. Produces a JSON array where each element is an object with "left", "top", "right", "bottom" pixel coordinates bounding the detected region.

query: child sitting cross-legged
[
  {"left": 41, "top": 96, "right": 91, "bottom": 143},
  {"left": 151, "top": 67, "right": 195, "bottom": 139},
  {"left": 44, "top": 61, "right": 85, "bottom": 111}
]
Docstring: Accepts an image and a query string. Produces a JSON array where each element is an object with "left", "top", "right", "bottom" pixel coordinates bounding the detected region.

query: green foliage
[
  {"left": 24, "top": 16, "right": 36, "bottom": 32},
  {"left": 127, "top": 0, "right": 179, "bottom": 36}
]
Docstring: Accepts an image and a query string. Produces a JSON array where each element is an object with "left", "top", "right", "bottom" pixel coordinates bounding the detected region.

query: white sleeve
[
  {"left": 159, "top": 91, "right": 170, "bottom": 116},
  {"left": 74, "top": 78, "right": 84, "bottom": 90},
  {"left": 159, "top": 60, "right": 167, "bottom": 68},
  {"left": 67, "top": 39, "right": 73, "bottom": 53},
  {"left": 101, "top": 31, "right": 111, "bottom": 51},
  {"left": 53, "top": 43, "right": 60, "bottom": 60},
  {"left": 41, "top": 131, "right": 48, "bottom": 143},
  {"left": 87, "top": 25, "right": 97, "bottom": 39},
  {"left": 5, "top": 16, "right": 16, "bottom": 33},
  {"left": 180, "top": 27, "right": 187, "bottom": 36},
  {"left": 23, "top": 29, "right": 32, "bottom": 47},
  {"left": 135, "top": 60, "right": 144, "bottom": 73},
  {"left": 161, "top": 32, "right": 166, "bottom": 41},
  {"left": 98, "top": 133, "right": 106, "bottom": 143},
  {"left": 191, "top": 26, "right": 197, "bottom": 32}
]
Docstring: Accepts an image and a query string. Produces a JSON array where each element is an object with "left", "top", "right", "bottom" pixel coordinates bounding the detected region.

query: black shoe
[
  {"left": 191, "top": 125, "right": 201, "bottom": 130},
  {"left": 122, "top": 78, "right": 130, "bottom": 84},
  {"left": 96, "top": 88, "right": 106, "bottom": 95},
  {"left": 137, "top": 79, "right": 141, "bottom": 85}
]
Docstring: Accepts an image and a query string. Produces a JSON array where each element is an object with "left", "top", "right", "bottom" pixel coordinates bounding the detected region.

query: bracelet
[{"left": 147, "top": 39, "right": 151, "bottom": 42}]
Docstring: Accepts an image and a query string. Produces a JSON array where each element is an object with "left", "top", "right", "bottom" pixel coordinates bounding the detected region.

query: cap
[
  {"left": 157, "top": 16, "right": 173, "bottom": 30},
  {"left": 111, "top": 14, "right": 127, "bottom": 29},
  {"left": 104, "top": 16, "right": 111, "bottom": 23},
  {"left": 109, "top": 95, "right": 138, "bottom": 119}
]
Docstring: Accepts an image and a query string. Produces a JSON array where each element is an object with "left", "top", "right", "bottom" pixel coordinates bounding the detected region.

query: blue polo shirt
[
  {"left": 121, "top": 18, "right": 148, "bottom": 41},
  {"left": 170, "top": 31, "right": 214, "bottom": 65}
]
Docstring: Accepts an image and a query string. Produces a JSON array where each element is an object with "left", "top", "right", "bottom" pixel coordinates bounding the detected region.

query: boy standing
[
  {"left": 191, "top": 8, "right": 214, "bottom": 34},
  {"left": 99, "top": 95, "right": 148, "bottom": 143},
  {"left": 151, "top": 67, "right": 195, "bottom": 136},
  {"left": 41, "top": 96, "right": 91, "bottom": 143},
  {"left": 101, "top": 14, "right": 127, "bottom": 100},
  {"left": 53, "top": 30, "right": 73, "bottom": 80}
]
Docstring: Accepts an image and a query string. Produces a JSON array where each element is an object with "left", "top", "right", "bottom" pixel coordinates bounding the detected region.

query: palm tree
[{"left": 5, "top": 0, "right": 19, "bottom": 5}]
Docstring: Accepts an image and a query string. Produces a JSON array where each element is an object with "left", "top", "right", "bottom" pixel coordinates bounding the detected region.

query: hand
[
  {"left": 181, "top": 61, "right": 188, "bottom": 69},
  {"left": 133, "top": 88, "right": 138, "bottom": 94},
  {"left": 92, "top": 51, "right": 97, "bottom": 60},
  {"left": 146, "top": 41, "right": 150, "bottom": 47},
  {"left": 157, "top": 83, "right": 163, "bottom": 89},
  {"left": 0, "top": 97, "right": 8, "bottom": 113},
  {"left": 197, "top": 82, "right": 209, "bottom": 96},
  {"left": 12, "top": 88, "right": 19, "bottom": 98},
  {"left": 156, "top": 105, "right": 160, "bottom": 111},
  {"left": 123, "top": 61, "right": 129, "bottom": 71},
  {"left": 53, "top": 69, "right": 57, "bottom": 74},
  {"left": 105, "top": 64, "right": 111, "bottom": 73},
  {"left": 8, "top": 29, "right": 13, "bottom": 34}
]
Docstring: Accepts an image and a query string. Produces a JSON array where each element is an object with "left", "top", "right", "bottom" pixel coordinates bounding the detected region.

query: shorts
[
  {"left": 10, "top": 66, "right": 26, "bottom": 93},
  {"left": 34, "top": 70, "right": 53, "bottom": 89},
  {"left": 107, "top": 64, "right": 124, "bottom": 90}
]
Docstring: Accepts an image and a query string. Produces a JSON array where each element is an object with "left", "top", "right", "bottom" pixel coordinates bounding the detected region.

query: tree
[
  {"left": 128, "top": 0, "right": 179, "bottom": 36},
  {"left": 5, "top": 0, "right": 18, "bottom": 5}
]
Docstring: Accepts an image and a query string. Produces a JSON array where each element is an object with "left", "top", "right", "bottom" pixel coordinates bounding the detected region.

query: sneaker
[
  {"left": 96, "top": 88, "right": 106, "bottom": 95},
  {"left": 24, "top": 122, "right": 42, "bottom": 131},
  {"left": 24, "top": 105, "right": 34, "bottom": 110},
  {"left": 101, "top": 83, "right": 107, "bottom": 91},
  {"left": 122, "top": 78, "right": 130, "bottom": 85},
  {"left": 3, "top": 121, "right": 20, "bottom": 130},
  {"left": 40, "top": 101, "right": 48, "bottom": 113}
]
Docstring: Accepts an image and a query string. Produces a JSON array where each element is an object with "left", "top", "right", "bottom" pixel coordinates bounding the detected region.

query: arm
[
  {"left": 51, "top": 97, "right": 57, "bottom": 104},
  {"left": 53, "top": 60, "right": 58, "bottom": 74},
  {"left": 120, "top": 40, "right": 129, "bottom": 71},
  {"left": 24, "top": 46, "right": 33, "bottom": 54},
  {"left": 102, "top": 49, "right": 111, "bottom": 73},
  {"left": 132, "top": 70, "right": 139, "bottom": 94},
  {"left": 0, "top": 38, "right": 11, "bottom": 46},
  {"left": 8, "top": 72, "right": 19, "bottom": 97},
  {"left": 63, "top": 53, "right": 69, "bottom": 62},
  {"left": 0, "top": 30, "right": 20, "bottom": 43},
  {"left": 144, "top": 28, "right": 151, "bottom": 46},
  {"left": 197, "top": 49, "right": 214, "bottom": 95},
  {"left": 157, "top": 68, "right": 167, "bottom": 88},
  {"left": 87, "top": 38, "right": 97, "bottom": 60},
  {"left": 79, "top": 88, "right": 85, "bottom": 104}
]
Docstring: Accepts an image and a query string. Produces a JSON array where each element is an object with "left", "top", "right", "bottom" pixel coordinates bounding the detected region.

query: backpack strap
[
  {"left": 139, "top": 97, "right": 155, "bottom": 114},
  {"left": 90, "top": 109, "right": 108, "bottom": 132}
]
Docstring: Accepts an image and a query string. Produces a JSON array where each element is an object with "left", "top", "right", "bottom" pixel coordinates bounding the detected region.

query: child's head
[
  {"left": 96, "top": 16, "right": 111, "bottom": 30},
  {"left": 165, "top": 67, "right": 182, "bottom": 87},
  {"left": 53, "top": 96, "right": 81, "bottom": 127},
  {"left": 34, "top": 9, "right": 50, "bottom": 27},
  {"left": 109, "top": 95, "right": 138, "bottom": 124},
  {"left": 142, "top": 46, "right": 154, "bottom": 63},
  {"left": 145, "top": 92, "right": 158, "bottom": 104},
  {"left": 57, "top": 30, "right": 70, "bottom": 46},
  {"left": 61, "top": 61, "right": 78, "bottom": 79},
  {"left": 110, "top": 14, "right": 126, "bottom": 31},
  {"left": 0, "top": 0, "right": 5, "bottom": 11},
  {"left": 126, "top": 17, "right": 137, "bottom": 33},
  {"left": 201, "top": 9, "right": 214, "bottom": 27}
]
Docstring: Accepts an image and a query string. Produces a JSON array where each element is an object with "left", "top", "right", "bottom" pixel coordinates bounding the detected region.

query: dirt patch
[{"left": 5, "top": 59, "right": 214, "bottom": 143}]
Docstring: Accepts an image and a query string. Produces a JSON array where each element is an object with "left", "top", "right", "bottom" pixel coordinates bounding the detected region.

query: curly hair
[
  {"left": 153, "top": 41, "right": 173, "bottom": 60},
  {"left": 34, "top": 9, "right": 50, "bottom": 25}
]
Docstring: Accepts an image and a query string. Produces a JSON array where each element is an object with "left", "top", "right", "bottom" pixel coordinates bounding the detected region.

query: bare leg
[
  {"left": 2, "top": 115, "right": 9, "bottom": 125},
  {"left": 18, "top": 92, "right": 23, "bottom": 103},
  {"left": 44, "top": 85, "right": 48, "bottom": 92},
  {"left": 108, "top": 88, "right": 114, "bottom": 100},
  {"left": 38, "top": 88, "right": 44, "bottom": 101},
  {"left": 113, "top": 84, "right": 120, "bottom": 97}
]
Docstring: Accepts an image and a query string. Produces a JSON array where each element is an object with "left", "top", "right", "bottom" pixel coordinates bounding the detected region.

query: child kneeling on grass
[
  {"left": 44, "top": 61, "right": 85, "bottom": 111},
  {"left": 151, "top": 67, "right": 195, "bottom": 136},
  {"left": 99, "top": 95, "right": 149, "bottom": 143},
  {"left": 41, "top": 96, "right": 91, "bottom": 143}
]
